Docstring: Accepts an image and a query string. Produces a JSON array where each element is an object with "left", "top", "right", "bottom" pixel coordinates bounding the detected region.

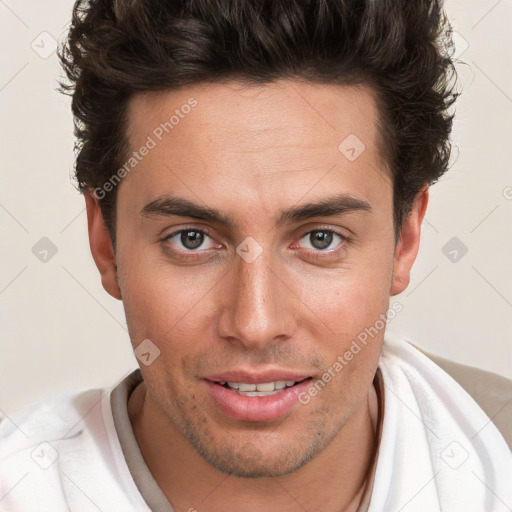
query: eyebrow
[{"left": 140, "top": 193, "right": 372, "bottom": 227}]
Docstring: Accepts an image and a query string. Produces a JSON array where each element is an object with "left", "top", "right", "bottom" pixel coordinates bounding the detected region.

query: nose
[{"left": 216, "top": 248, "right": 296, "bottom": 349}]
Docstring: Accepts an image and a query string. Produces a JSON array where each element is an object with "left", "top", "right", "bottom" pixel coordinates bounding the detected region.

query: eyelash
[{"left": 161, "top": 226, "right": 350, "bottom": 260}]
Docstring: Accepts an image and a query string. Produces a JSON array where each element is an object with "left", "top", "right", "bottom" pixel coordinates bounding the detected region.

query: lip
[
  {"left": 203, "top": 369, "right": 312, "bottom": 384},
  {"left": 204, "top": 378, "right": 313, "bottom": 422}
]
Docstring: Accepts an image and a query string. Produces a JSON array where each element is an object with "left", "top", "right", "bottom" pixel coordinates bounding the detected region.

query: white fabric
[
  {"left": 0, "top": 386, "right": 151, "bottom": 512},
  {"left": 368, "top": 331, "right": 512, "bottom": 511},
  {"left": 0, "top": 332, "right": 511, "bottom": 511}
]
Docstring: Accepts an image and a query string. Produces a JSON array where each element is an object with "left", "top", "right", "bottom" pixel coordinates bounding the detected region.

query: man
[{"left": 1, "top": 0, "right": 511, "bottom": 511}]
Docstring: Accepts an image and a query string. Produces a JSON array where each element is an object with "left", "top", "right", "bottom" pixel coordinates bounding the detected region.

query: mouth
[
  {"left": 213, "top": 377, "right": 313, "bottom": 397},
  {"left": 204, "top": 377, "right": 314, "bottom": 422}
]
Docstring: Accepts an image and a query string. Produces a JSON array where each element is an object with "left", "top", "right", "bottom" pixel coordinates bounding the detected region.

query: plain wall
[{"left": 1, "top": 0, "right": 511, "bottom": 420}]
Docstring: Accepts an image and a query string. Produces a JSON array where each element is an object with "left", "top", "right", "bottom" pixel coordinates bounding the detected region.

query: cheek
[
  {"left": 298, "top": 267, "right": 389, "bottom": 405},
  {"left": 289, "top": 253, "right": 394, "bottom": 338},
  {"left": 117, "top": 248, "right": 220, "bottom": 348}
]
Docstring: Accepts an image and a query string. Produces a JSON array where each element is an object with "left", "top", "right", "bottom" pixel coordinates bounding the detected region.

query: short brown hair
[{"left": 59, "top": 0, "right": 460, "bottom": 244}]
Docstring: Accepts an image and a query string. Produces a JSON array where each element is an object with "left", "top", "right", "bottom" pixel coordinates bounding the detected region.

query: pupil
[
  {"left": 311, "top": 231, "right": 332, "bottom": 250},
  {"left": 181, "top": 231, "right": 204, "bottom": 249}
]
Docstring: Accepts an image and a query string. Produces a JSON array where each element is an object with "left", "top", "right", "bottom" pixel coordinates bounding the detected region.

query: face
[{"left": 87, "top": 80, "right": 426, "bottom": 478}]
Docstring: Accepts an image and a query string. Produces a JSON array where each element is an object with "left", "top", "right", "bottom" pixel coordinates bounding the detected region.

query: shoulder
[
  {"left": 0, "top": 380, "right": 150, "bottom": 511},
  {"left": 0, "top": 388, "right": 106, "bottom": 510},
  {"left": 414, "top": 345, "right": 512, "bottom": 450},
  {"left": 0, "top": 387, "right": 105, "bottom": 451}
]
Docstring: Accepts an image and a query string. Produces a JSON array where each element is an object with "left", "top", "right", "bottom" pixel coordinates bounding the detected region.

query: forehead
[
  {"left": 127, "top": 80, "right": 382, "bottom": 153},
  {"left": 121, "top": 80, "right": 391, "bottom": 212}
]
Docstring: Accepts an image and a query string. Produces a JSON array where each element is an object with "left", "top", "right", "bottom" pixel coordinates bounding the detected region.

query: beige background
[{"left": 1, "top": 0, "right": 511, "bottom": 420}]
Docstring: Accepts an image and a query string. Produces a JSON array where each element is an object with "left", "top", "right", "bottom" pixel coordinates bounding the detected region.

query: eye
[
  {"left": 297, "top": 229, "right": 346, "bottom": 251},
  {"left": 163, "top": 228, "right": 219, "bottom": 252}
]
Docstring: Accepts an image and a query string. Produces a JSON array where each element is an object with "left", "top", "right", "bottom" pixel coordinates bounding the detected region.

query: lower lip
[{"left": 204, "top": 379, "right": 312, "bottom": 422}]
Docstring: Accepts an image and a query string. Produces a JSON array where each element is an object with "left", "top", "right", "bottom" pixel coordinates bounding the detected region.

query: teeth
[
  {"left": 255, "top": 382, "right": 275, "bottom": 392},
  {"left": 237, "top": 383, "right": 256, "bottom": 391},
  {"left": 224, "top": 380, "right": 300, "bottom": 392}
]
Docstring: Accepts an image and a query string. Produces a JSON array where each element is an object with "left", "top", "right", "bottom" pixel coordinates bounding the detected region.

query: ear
[
  {"left": 391, "top": 186, "right": 429, "bottom": 296},
  {"left": 84, "top": 191, "right": 122, "bottom": 300}
]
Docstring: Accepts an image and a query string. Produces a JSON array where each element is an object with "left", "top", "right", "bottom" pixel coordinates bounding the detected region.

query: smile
[
  {"left": 218, "top": 378, "right": 310, "bottom": 396},
  {"left": 204, "top": 378, "right": 313, "bottom": 421}
]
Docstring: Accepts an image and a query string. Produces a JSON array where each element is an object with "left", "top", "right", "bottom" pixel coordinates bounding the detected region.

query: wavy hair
[{"left": 59, "top": 0, "right": 460, "bottom": 243}]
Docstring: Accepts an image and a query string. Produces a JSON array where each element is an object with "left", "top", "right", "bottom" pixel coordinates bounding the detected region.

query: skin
[{"left": 85, "top": 80, "right": 428, "bottom": 512}]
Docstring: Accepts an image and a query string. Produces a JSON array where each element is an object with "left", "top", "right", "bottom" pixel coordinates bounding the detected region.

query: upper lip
[{"left": 204, "top": 369, "right": 312, "bottom": 384}]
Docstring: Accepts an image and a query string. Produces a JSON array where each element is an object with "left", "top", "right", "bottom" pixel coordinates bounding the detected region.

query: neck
[{"left": 129, "top": 381, "right": 378, "bottom": 512}]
